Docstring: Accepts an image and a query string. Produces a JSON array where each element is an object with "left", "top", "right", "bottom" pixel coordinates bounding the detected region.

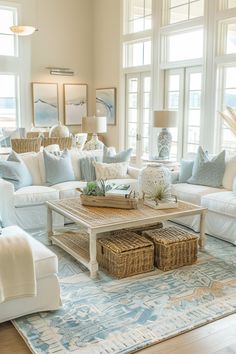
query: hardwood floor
[{"left": 1, "top": 314, "right": 236, "bottom": 354}]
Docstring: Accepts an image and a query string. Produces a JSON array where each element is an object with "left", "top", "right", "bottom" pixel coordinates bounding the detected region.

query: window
[
  {"left": 163, "top": 0, "right": 204, "bottom": 25},
  {"left": 165, "top": 67, "right": 202, "bottom": 158},
  {"left": 126, "top": 73, "right": 151, "bottom": 164},
  {"left": 0, "top": 6, "right": 17, "bottom": 56},
  {"left": 165, "top": 29, "right": 203, "bottom": 62},
  {"left": 218, "top": 66, "right": 236, "bottom": 154},
  {"left": 124, "top": 0, "right": 152, "bottom": 34},
  {"left": 123, "top": 39, "right": 151, "bottom": 67},
  {"left": 0, "top": 74, "right": 18, "bottom": 128}
]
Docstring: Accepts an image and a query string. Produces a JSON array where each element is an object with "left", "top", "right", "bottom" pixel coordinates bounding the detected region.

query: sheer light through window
[
  {"left": 166, "top": 0, "right": 204, "bottom": 25},
  {"left": 0, "top": 6, "right": 17, "bottom": 56},
  {"left": 126, "top": 0, "right": 152, "bottom": 34},
  {"left": 0, "top": 75, "right": 17, "bottom": 128}
]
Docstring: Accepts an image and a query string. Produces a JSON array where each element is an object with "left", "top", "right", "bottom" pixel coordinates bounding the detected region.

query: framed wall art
[
  {"left": 32, "top": 82, "right": 59, "bottom": 127},
  {"left": 64, "top": 83, "right": 88, "bottom": 125},
  {"left": 96, "top": 87, "right": 116, "bottom": 125}
]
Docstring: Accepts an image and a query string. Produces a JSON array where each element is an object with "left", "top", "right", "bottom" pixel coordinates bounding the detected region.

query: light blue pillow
[
  {"left": 178, "top": 159, "right": 194, "bottom": 183},
  {"left": 103, "top": 146, "right": 132, "bottom": 163},
  {"left": 80, "top": 156, "right": 101, "bottom": 182},
  {"left": 0, "top": 150, "right": 32, "bottom": 190},
  {"left": 43, "top": 149, "right": 75, "bottom": 185},
  {"left": 187, "top": 147, "right": 225, "bottom": 188}
]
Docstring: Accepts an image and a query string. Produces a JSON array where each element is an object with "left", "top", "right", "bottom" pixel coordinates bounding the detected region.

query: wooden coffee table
[{"left": 46, "top": 198, "right": 207, "bottom": 278}]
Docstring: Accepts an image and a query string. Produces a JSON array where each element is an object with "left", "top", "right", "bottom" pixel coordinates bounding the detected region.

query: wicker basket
[
  {"left": 124, "top": 222, "right": 163, "bottom": 235},
  {"left": 43, "top": 137, "right": 72, "bottom": 150},
  {"left": 97, "top": 231, "right": 154, "bottom": 278},
  {"left": 11, "top": 138, "right": 41, "bottom": 153},
  {"left": 143, "top": 227, "right": 198, "bottom": 271}
]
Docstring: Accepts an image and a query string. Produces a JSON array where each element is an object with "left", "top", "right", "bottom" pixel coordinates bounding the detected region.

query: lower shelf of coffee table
[{"left": 51, "top": 231, "right": 90, "bottom": 266}]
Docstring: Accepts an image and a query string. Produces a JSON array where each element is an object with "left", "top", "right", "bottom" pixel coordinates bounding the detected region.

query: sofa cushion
[
  {"left": 187, "top": 147, "right": 226, "bottom": 188},
  {"left": 20, "top": 152, "right": 43, "bottom": 185},
  {"left": 0, "top": 151, "right": 33, "bottom": 190},
  {"left": 103, "top": 146, "right": 132, "bottom": 163},
  {"left": 70, "top": 149, "right": 103, "bottom": 180},
  {"left": 171, "top": 183, "right": 224, "bottom": 205},
  {"left": 201, "top": 191, "right": 236, "bottom": 218},
  {"left": 52, "top": 181, "right": 87, "bottom": 199},
  {"left": 222, "top": 155, "right": 236, "bottom": 190},
  {"left": 14, "top": 186, "right": 59, "bottom": 207},
  {"left": 2, "top": 226, "right": 58, "bottom": 279},
  {"left": 43, "top": 149, "right": 75, "bottom": 185}
]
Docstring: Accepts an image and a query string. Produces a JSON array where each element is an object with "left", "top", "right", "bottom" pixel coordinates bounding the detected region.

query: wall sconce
[{"left": 46, "top": 67, "right": 74, "bottom": 76}]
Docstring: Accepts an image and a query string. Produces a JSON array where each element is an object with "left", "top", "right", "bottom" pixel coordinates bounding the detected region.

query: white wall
[{"left": 93, "top": 0, "right": 121, "bottom": 149}]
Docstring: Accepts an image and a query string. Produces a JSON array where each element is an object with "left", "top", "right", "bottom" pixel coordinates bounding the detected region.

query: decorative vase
[
  {"left": 141, "top": 163, "right": 171, "bottom": 198},
  {"left": 49, "top": 121, "right": 70, "bottom": 138}
]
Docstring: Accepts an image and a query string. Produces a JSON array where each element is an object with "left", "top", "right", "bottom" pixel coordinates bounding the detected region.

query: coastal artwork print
[
  {"left": 64, "top": 84, "right": 87, "bottom": 125},
  {"left": 32, "top": 83, "right": 59, "bottom": 127},
  {"left": 96, "top": 87, "right": 116, "bottom": 125}
]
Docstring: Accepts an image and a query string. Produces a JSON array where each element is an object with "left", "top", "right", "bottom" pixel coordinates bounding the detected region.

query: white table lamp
[
  {"left": 153, "top": 110, "right": 177, "bottom": 159},
  {"left": 82, "top": 116, "right": 107, "bottom": 150}
]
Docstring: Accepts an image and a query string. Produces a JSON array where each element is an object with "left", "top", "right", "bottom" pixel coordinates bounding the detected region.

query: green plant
[
  {"left": 81, "top": 179, "right": 113, "bottom": 196},
  {"left": 145, "top": 183, "right": 171, "bottom": 203}
]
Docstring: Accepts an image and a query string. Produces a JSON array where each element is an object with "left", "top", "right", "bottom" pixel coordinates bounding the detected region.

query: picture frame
[
  {"left": 96, "top": 87, "right": 116, "bottom": 125},
  {"left": 32, "top": 82, "right": 59, "bottom": 128},
  {"left": 64, "top": 83, "right": 88, "bottom": 125}
]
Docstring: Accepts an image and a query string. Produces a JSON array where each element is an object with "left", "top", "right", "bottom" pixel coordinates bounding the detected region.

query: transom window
[
  {"left": 163, "top": 0, "right": 204, "bottom": 25},
  {"left": 124, "top": 0, "right": 152, "bottom": 34},
  {"left": 0, "top": 5, "right": 17, "bottom": 56},
  {"left": 123, "top": 39, "right": 151, "bottom": 67}
]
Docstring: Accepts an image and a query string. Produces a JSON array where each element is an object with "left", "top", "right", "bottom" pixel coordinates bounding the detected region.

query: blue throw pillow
[
  {"left": 43, "top": 149, "right": 75, "bottom": 185},
  {"left": 187, "top": 146, "right": 225, "bottom": 188},
  {"left": 103, "top": 146, "right": 132, "bottom": 163},
  {"left": 80, "top": 156, "right": 102, "bottom": 182},
  {"left": 0, "top": 150, "right": 32, "bottom": 190},
  {"left": 178, "top": 159, "right": 194, "bottom": 183}
]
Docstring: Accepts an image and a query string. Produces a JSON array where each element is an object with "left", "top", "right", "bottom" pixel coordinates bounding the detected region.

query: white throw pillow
[
  {"left": 222, "top": 155, "right": 236, "bottom": 190},
  {"left": 20, "top": 152, "right": 42, "bottom": 185},
  {"left": 94, "top": 161, "right": 129, "bottom": 180}
]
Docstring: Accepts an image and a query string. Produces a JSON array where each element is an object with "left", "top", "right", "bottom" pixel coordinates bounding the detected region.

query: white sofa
[
  {"left": 0, "top": 225, "right": 61, "bottom": 322},
  {"left": 171, "top": 154, "right": 236, "bottom": 245},
  {"left": 0, "top": 149, "right": 140, "bottom": 230}
]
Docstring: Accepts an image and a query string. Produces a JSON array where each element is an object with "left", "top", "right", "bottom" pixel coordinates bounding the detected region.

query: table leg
[
  {"left": 47, "top": 207, "right": 53, "bottom": 243},
  {"left": 199, "top": 210, "right": 206, "bottom": 250},
  {"left": 89, "top": 230, "right": 98, "bottom": 279}
]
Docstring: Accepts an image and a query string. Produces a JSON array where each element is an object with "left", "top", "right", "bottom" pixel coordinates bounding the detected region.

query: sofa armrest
[
  {"left": 0, "top": 178, "right": 16, "bottom": 226},
  {"left": 127, "top": 166, "right": 142, "bottom": 180}
]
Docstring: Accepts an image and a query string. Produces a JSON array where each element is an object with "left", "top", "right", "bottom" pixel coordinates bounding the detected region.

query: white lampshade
[
  {"left": 10, "top": 25, "right": 37, "bottom": 36},
  {"left": 153, "top": 111, "right": 177, "bottom": 128},
  {"left": 82, "top": 116, "right": 107, "bottom": 134}
]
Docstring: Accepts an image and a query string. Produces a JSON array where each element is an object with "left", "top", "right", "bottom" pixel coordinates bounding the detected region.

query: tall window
[
  {"left": 123, "top": 0, "right": 152, "bottom": 164},
  {"left": 126, "top": 73, "right": 151, "bottom": 163},
  {"left": 0, "top": 5, "right": 17, "bottom": 56},
  {"left": 164, "top": 0, "right": 204, "bottom": 25},
  {"left": 0, "top": 74, "right": 18, "bottom": 128},
  {"left": 0, "top": 4, "right": 19, "bottom": 129}
]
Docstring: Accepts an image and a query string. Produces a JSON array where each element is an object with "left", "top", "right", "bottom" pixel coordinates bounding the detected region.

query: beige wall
[
  {"left": 4, "top": 0, "right": 121, "bottom": 148},
  {"left": 93, "top": 0, "right": 121, "bottom": 150}
]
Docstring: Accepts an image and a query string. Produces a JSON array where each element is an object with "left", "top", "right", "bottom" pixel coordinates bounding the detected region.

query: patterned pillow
[
  {"left": 187, "top": 147, "right": 225, "bottom": 188},
  {"left": 94, "top": 162, "right": 129, "bottom": 180}
]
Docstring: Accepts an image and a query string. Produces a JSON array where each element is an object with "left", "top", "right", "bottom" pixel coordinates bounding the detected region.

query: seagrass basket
[
  {"left": 97, "top": 231, "right": 154, "bottom": 278},
  {"left": 43, "top": 137, "right": 72, "bottom": 150},
  {"left": 143, "top": 226, "right": 198, "bottom": 271},
  {"left": 11, "top": 138, "right": 41, "bottom": 153}
]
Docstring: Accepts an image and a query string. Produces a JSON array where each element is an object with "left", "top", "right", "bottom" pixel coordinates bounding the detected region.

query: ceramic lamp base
[
  {"left": 157, "top": 128, "right": 172, "bottom": 159},
  {"left": 84, "top": 134, "right": 104, "bottom": 150}
]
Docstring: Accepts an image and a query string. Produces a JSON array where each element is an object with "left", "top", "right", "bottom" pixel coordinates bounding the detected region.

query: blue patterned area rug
[{"left": 13, "top": 229, "right": 236, "bottom": 354}]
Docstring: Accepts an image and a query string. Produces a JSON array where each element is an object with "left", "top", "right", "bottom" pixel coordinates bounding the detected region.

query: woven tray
[
  {"left": 80, "top": 194, "right": 138, "bottom": 209},
  {"left": 97, "top": 231, "right": 154, "bottom": 278},
  {"left": 143, "top": 226, "right": 198, "bottom": 271}
]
